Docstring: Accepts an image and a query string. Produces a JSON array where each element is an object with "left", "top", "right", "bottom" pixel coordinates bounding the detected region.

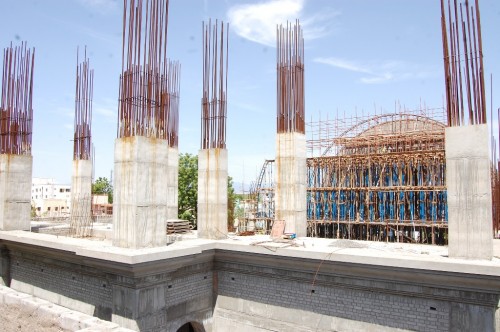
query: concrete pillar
[
  {"left": 275, "top": 132, "right": 307, "bottom": 237},
  {"left": 167, "top": 147, "right": 179, "bottom": 221},
  {"left": 197, "top": 148, "right": 227, "bottom": 239},
  {"left": 113, "top": 136, "right": 168, "bottom": 248},
  {"left": 71, "top": 159, "right": 92, "bottom": 200},
  {"left": 0, "top": 154, "right": 32, "bottom": 231},
  {"left": 70, "top": 159, "right": 93, "bottom": 236},
  {"left": 445, "top": 124, "right": 493, "bottom": 260}
]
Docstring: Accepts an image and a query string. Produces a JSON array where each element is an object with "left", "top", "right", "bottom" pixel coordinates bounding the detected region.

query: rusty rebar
[
  {"left": 201, "top": 19, "right": 229, "bottom": 150},
  {"left": 167, "top": 60, "right": 180, "bottom": 148},
  {"left": 74, "top": 47, "right": 93, "bottom": 160},
  {"left": 0, "top": 42, "right": 35, "bottom": 155},
  {"left": 440, "top": 0, "right": 486, "bottom": 126},
  {"left": 276, "top": 20, "right": 305, "bottom": 134},
  {"left": 117, "top": 0, "right": 171, "bottom": 139}
]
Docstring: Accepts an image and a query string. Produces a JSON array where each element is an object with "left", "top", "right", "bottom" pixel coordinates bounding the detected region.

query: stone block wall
[{"left": 0, "top": 238, "right": 499, "bottom": 332}]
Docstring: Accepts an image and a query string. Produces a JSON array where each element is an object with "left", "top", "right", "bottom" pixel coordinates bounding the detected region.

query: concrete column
[
  {"left": 0, "top": 154, "right": 32, "bottom": 231},
  {"left": 445, "top": 124, "right": 493, "bottom": 260},
  {"left": 167, "top": 147, "right": 179, "bottom": 221},
  {"left": 275, "top": 132, "right": 307, "bottom": 237},
  {"left": 197, "top": 148, "right": 227, "bottom": 239},
  {"left": 113, "top": 136, "right": 168, "bottom": 248},
  {"left": 70, "top": 159, "right": 93, "bottom": 236}
]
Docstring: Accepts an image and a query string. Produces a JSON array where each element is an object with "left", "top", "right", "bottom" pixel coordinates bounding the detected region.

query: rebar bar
[
  {"left": 0, "top": 42, "right": 35, "bottom": 155},
  {"left": 167, "top": 60, "right": 180, "bottom": 148},
  {"left": 74, "top": 47, "right": 93, "bottom": 160},
  {"left": 440, "top": 0, "right": 486, "bottom": 126},
  {"left": 117, "top": 0, "right": 171, "bottom": 139},
  {"left": 276, "top": 20, "right": 304, "bottom": 134},
  {"left": 201, "top": 19, "right": 229, "bottom": 149}
]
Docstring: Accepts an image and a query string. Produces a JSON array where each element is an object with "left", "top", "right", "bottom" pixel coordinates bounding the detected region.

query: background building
[{"left": 31, "top": 178, "right": 71, "bottom": 217}]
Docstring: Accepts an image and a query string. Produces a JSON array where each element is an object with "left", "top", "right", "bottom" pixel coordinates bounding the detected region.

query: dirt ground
[{"left": 0, "top": 304, "right": 70, "bottom": 332}]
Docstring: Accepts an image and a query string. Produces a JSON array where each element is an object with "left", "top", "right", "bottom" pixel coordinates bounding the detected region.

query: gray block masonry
[
  {"left": 0, "top": 231, "right": 499, "bottom": 332},
  {"left": 446, "top": 124, "right": 494, "bottom": 260}
]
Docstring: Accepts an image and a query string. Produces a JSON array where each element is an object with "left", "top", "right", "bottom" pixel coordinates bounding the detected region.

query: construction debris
[{"left": 166, "top": 220, "right": 192, "bottom": 235}]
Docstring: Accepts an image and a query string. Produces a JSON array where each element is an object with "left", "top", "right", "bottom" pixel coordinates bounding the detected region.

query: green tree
[
  {"left": 227, "top": 176, "right": 237, "bottom": 232},
  {"left": 92, "top": 177, "right": 113, "bottom": 203},
  {"left": 233, "top": 193, "right": 245, "bottom": 220},
  {"left": 178, "top": 153, "right": 198, "bottom": 226},
  {"left": 177, "top": 153, "right": 237, "bottom": 231}
]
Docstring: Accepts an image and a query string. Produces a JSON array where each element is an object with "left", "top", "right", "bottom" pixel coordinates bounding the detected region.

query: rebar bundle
[
  {"left": 276, "top": 20, "right": 304, "bottom": 134},
  {"left": 201, "top": 19, "right": 229, "bottom": 150},
  {"left": 74, "top": 47, "right": 93, "bottom": 160},
  {"left": 440, "top": 0, "right": 487, "bottom": 126},
  {"left": 167, "top": 60, "right": 180, "bottom": 148},
  {"left": 117, "top": 0, "right": 171, "bottom": 139},
  {"left": 0, "top": 42, "right": 35, "bottom": 155}
]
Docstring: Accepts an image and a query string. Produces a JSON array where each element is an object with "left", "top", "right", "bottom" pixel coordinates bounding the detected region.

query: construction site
[
  {"left": 245, "top": 106, "right": 451, "bottom": 245},
  {"left": 0, "top": 0, "right": 499, "bottom": 331},
  {"left": 244, "top": 0, "right": 500, "bottom": 245}
]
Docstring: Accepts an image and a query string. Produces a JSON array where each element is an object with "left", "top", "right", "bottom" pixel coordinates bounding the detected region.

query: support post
[
  {"left": 167, "top": 147, "right": 179, "bottom": 221},
  {"left": 275, "top": 132, "right": 307, "bottom": 237},
  {"left": 113, "top": 136, "right": 168, "bottom": 248},
  {"left": 197, "top": 148, "right": 228, "bottom": 239},
  {"left": 0, "top": 154, "right": 32, "bottom": 231},
  {"left": 446, "top": 124, "right": 493, "bottom": 259}
]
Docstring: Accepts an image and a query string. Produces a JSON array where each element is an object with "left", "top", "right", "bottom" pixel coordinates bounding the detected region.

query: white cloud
[
  {"left": 227, "top": 0, "right": 338, "bottom": 46},
  {"left": 314, "top": 57, "right": 435, "bottom": 85},
  {"left": 360, "top": 73, "right": 394, "bottom": 84},
  {"left": 77, "top": 0, "right": 118, "bottom": 12},
  {"left": 314, "top": 57, "right": 371, "bottom": 74}
]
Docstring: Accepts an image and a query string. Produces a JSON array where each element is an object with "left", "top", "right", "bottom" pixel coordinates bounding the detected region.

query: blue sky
[{"left": 1, "top": 0, "right": 499, "bottom": 190}]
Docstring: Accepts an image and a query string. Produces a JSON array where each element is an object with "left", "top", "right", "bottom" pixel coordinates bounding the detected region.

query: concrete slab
[
  {"left": 1, "top": 230, "right": 499, "bottom": 276},
  {"left": 0, "top": 285, "right": 135, "bottom": 331}
]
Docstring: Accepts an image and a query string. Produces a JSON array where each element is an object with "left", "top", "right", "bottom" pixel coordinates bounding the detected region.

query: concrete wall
[
  {"left": 1, "top": 232, "right": 500, "bottom": 331},
  {"left": 0, "top": 235, "right": 214, "bottom": 332},
  {"left": 0, "top": 154, "right": 32, "bottom": 231},
  {"left": 113, "top": 136, "right": 168, "bottom": 248},
  {"left": 445, "top": 124, "right": 493, "bottom": 260},
  {"left": 214, "top": 249, "right": 499, "bottom": 332},
  {"left": 275, "top": 132, "right": 307, "bottom": 237},
  {"left": 197, "top": 148, "right": 228, "bottom": 239},
  {"left": 167, "top": 147, "right": 179, "bottom": 221}
]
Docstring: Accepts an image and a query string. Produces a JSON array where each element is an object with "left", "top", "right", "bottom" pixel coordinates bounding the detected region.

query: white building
[{"left": 31, "top": 178, "right": 71, "bottom": 217}]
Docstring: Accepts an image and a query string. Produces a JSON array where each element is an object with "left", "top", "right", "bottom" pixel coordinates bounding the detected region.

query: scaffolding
[
  {"left": 244, "top": 106, "right": 451, "bottom": 244},
  {"left": 245, "top": 159, "right": 275, "bottom": 233},
  {"left": 307, "top": 107, "right": 448, "bottom": 244}
]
